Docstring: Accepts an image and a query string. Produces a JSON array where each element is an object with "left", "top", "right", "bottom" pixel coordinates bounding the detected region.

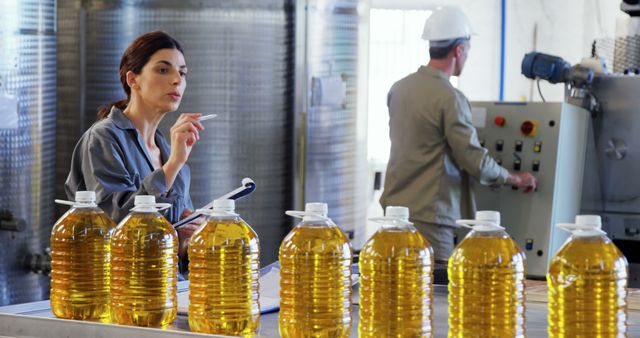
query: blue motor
[
  {"left": 521, "top": 52, "right": 572, "bottom": 84},
  {"left": 521, "top": 51, "right": 594, "bottom": 87}
]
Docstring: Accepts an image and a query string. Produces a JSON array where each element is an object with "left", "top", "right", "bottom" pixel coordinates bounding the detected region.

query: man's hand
[{"left": 507, "top": 172, "right": 538, "bottom": 193}]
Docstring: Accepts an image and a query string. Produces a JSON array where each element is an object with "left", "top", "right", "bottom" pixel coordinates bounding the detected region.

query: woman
[{"left": 65, "top": 31, "right": 202, "bottom": 262}]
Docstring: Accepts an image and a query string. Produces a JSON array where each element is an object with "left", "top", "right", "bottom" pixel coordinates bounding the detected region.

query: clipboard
[{"left": 173, "top": 177, "right": 256, "bottom": 229}]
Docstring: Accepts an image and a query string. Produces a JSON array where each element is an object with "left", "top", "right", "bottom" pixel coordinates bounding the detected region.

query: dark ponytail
[
  {"left": 97, "top": 99, "right": 129, "bottom": 120},
  {"left": 96, "top": 31, "right": 184, "bottom": 120}
]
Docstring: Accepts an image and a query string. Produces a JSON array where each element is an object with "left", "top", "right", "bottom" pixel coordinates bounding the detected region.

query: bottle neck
[
  {"left": 468, "top": 229, "right": 508, "bottom": 238},
  {"left": 208, "top": 214, "right": 241, "bottom": 222},
  {"left": 381, "top": 221, "right": 412, "bottom": 230},
  {"left": 132, "top": 206, "right": 159, "bottom": 213},
  {"left": 299, "top": 218, "right": 333, "bottom": 227},
  {"left": 73, "top": 203, "right": 97, "bottom": 209},
  {"left": 571, "top": 232, "right": 608, "bottom": 240}
]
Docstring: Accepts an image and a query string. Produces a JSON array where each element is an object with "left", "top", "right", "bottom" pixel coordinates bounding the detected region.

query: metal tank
[
  {"left": 0, "top": 0, "right": 57, "bottom": 305},
  {"left": 299, "top": 0, "right": 368, "bottom": 242},
  {"left": 56, "top": 0, "right": 295, "bottom": 264}
]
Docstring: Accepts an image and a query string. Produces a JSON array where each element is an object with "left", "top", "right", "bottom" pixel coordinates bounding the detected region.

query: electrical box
[{"left": 470, "top": 102, "right": 590, "bottom": 277}]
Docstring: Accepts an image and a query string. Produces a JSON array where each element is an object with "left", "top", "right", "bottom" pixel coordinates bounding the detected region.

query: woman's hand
[
  {"left": 177, "top": 208, "right": 206, "bottom": 259},
  {"left": 163, "top": 113, "right": 204, "bottom": 189},
  {"left": 167, "top": 113, "right": 204, "bottom": 167}
]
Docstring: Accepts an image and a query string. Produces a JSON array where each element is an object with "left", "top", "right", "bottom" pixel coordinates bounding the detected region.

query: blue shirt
[{"left": 65, "top": 106, "right": 194, "bottom": 224}]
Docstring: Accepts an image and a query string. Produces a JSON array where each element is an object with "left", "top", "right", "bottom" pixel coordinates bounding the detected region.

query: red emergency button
[
  {"left": 494, "top": 116, "right": 506, "bottom": 127},
  {"left": 520, "top": 120, "right": 537, "bottom": 136}
]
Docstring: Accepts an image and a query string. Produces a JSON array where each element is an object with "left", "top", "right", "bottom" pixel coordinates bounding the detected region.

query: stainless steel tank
[
  {"left": 302, "top": 0, "right": 368, "bottom": 240},
  {"left": 0, "top": 0, "right": 57, "bottom": 305},
  {"left": 56, "top": 0, "right": 295, "bottom": 264}
]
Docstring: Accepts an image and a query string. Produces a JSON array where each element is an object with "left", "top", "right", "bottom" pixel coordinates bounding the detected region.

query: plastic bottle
[
  {"left": 448, "top": 211, "right": 526, "bottom": 338},
  {"left": 50, "top": 191, "right": 116, "bottom": 322},
  {"left": 188, "top": 199, "right": 260, "bottom": 336},
  {"left": 279, "top": 203, "right": 353, "bottom": 338},
  {"left": 359, "top": 206, "right": 434, "bottom": 337},
  {"left": 548, "top": 215, "right": 628, "bottom": 337},
  {"left": 110, "top": 195, "right": 178, "bottom": 327}
]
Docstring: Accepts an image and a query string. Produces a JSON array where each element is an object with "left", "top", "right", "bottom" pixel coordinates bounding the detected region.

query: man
[{"left": 380, "top": 6, "right": 537, "bottom": 265}]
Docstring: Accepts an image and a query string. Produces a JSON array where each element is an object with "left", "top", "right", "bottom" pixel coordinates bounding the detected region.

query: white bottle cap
[
  {"left": 213, "top": 199, "right": 235, "bottom": 212},
  {"left": 385, "top": 206, "right": 409, "bottom": 220},
  {"left": 75, "top": 191, "right": 96, "bottom": 203},
  {"left": 305, "top": 202, "right": 328, "bottom": 216},
  {"left": 476, "top": 210, "right": 500, "bottom": 225},
  {"left": 575, "top": 214, "right": 602, "bottom": 229},
  {"left": 455, "top": 210, "right": 504, "bottom": 231},
  {"left": 134, "top": 195, "right": 156, "bottom": 206}
]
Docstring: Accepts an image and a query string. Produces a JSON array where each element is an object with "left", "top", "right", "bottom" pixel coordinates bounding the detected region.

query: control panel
[{"left": 469, "top": 102, "right": 590, "bottom": 277}]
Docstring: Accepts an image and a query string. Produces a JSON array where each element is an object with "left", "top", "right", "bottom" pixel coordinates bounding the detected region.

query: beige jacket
[{"left": 380, "top": 65, "right": 509, "bottom": 227}]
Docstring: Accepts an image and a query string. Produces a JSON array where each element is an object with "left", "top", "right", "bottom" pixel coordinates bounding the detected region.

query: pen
[{"left": 197, "top": 114, "right": 217, "bottom": 122}]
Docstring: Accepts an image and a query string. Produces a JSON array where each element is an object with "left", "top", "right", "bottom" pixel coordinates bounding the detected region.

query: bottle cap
[
  {"left": 213, "top": 199, "right": 235, "bottom": 212},
  {"left": 557, "top": 214, "right": 606, "bottom": 237},
  {"left": 134, "top": 195, "right": 156, "bottom": 206},
  {"left": 286, "top": 203, "right": 331, "bottom": 222},
  {"left": 75, "top": 191, "right": 96, "bottom": 203},
  {"left": 575, "top": 215, "right": 602, "bottom": 228},
  {"left": 476, "top": 210, "right": 500, "bottom": 225},
  {"left": 385, "top": 206, "right": 409, "bottom": 220},
  {"left": 305, "top": 202, "right": 328, "bottom": 216},
  {"left": 456, "top": 210, "right": 505, "bottom": 231}
]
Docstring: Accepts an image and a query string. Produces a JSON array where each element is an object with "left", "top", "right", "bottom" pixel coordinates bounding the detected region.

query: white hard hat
[{"left": 422, "top": 6, "right": 476, "bottom": 41}]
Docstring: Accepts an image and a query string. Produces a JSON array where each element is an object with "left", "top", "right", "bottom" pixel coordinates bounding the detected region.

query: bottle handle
[
  {"left": 557, "top": 223, "right": 606, "bottom": 235},
  {"left": 130, "top": 203, "right": 172, "bottom": 212},
  {"left": 285, "top": 210, "right": 331, "bottom": 222},
  {"left": 369, "top": 217, "right": 413, "bottom": 226},
  {"left": 195, "top": 209, "right": 239, "bottom": 217},
  {"left": 54, "top": 199, "right": 97, "bottom": 208},
  {"left": 456, "top": 219, "right": 505, "bottom": 231}
]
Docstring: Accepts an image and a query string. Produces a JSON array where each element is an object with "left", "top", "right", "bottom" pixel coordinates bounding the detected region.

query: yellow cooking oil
[
  {"left": 448, "top": 211, "right": 526, "bottom": 338},
  {"left": 359, "top": 206, "right": 434, "bottom": 338},
  {"left": 279, "top": 203, "right": 353, "bottom": 338},
  {"left": 188, "top": 199, "right": 260, "bottom": 336},
  {"left": 110, "top": 195, "right": 178, "bottom": 327},
  {"left": 50, "top": 191, "right": 116, "bottom": 322},
  {"left": 548, "top": 215, "right": 628, "bottom": 337}
]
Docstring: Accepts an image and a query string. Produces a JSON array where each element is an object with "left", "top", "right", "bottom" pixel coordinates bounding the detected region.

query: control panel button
[
  {"left": 533, "top": 141, "right": 542, "bottom": 153},
  {"left": 515, "top": 140, "right": 523, "bottom": 152},
  {"left": 520, "top": 120, "right": 537, "bottom": 136},
  {"left": 494, "top": 116, "right": 506, "bottom": 127},
  {"left": 513, "top": 159, "right": 521, "bottom": 171},
  {"left": 496, "top": 140, "right": 504, "bottom": 152},
  {"left": 532, "top": 160, "right": 540, "bottom": 172},
  {"left": 525, "top": 239, "right": 534, "bottom": 251}
]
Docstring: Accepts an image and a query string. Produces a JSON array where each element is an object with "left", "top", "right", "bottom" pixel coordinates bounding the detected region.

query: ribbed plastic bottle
[
  {"left": 189, "top": 199, "right": 260, "bottom": 336},
  {"left": 110, "top": 195, "right": 178, "bottom": 327},
  {"left": 548, "top": 215, "right": 628, "bottom": 337},
  {"left": 359, "top": 206, "right": 434, "bottom": 338},
  {"left": 50, "top": 191, "right": 116, "bottom": 322},
  {"left": 279, "top": 203, "right": 353, "bottom": 338},
  {"left": 448, "top": 211, "right": 526, "bottom": 338}
]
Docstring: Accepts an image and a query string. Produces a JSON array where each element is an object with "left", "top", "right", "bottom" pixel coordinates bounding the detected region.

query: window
[{"left": 367, "top": 9, "right": 433, "bottom": 163}]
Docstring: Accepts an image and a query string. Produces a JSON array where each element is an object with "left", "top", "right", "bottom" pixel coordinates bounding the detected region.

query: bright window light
[{"left": 367, "top": 9, "right": 436, "bottom": 163}]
